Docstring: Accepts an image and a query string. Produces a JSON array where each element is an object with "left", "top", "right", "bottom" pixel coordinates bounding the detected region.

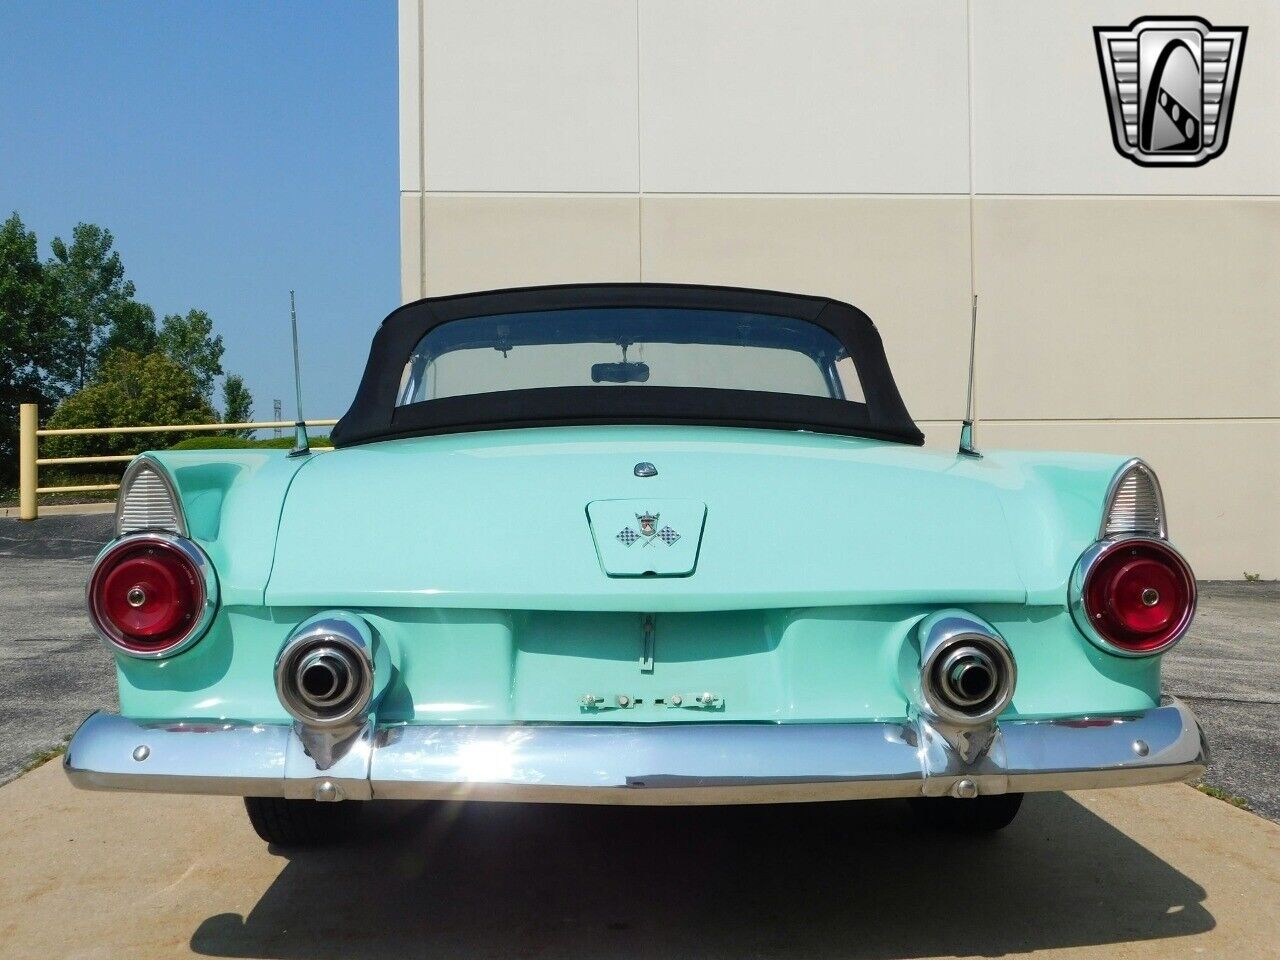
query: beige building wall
[{"left": 399, "top": 0, "right": 1280, "bottom": 580}]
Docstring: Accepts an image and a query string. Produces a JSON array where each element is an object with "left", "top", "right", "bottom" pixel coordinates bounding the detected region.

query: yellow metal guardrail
[{"left": 17, "top": 403, "right": 336, "bottom": 521}]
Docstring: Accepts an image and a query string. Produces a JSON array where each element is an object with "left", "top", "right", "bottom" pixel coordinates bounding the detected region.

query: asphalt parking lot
[{"left": 0, "top": 514, "right": 119, "bottom": 784}]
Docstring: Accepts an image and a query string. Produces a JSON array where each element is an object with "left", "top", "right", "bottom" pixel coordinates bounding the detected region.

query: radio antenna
[
  {"left": 959, "top": 293, "right": 981, "bottom": 459},
  {"left": 288, "top": 290, "right": 310, "bottom": 458}
]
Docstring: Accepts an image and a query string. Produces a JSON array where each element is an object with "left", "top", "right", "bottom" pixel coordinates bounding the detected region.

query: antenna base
[
  {"left": 288, "top": 422, "right": 311, "bottom": 458},
  {"left": 958, "top": 419, "right": 982, "bottom": 459}
]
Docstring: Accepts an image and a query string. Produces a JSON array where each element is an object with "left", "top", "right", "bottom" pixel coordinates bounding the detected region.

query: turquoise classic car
[{"left": 64, "top": 283, "right": 1207, "bottom": 845}]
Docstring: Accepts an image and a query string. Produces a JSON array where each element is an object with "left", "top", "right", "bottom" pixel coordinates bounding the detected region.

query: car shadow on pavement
[{"left": 190, "top": 791, "right": 1212, "bottom": 959}]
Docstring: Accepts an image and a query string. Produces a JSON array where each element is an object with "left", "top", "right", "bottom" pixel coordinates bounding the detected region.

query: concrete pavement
[{"left": 2, "top": 759, "right": 1279, "bottom": 959}]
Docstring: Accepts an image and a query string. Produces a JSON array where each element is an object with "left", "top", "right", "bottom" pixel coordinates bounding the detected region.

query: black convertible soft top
[{"left": 331, "top": 283, "right": 923, "bottom": 448}]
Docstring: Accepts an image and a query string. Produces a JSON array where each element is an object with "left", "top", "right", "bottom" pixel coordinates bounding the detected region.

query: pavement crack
[
  {"left": 1177, "top": 693, "right": 1280, "bottom": 707},
  {"left": 12, "top": 636, "right": 97, "bottom": 643}
]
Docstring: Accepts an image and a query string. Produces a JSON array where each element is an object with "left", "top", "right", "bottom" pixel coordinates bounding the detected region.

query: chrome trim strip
[
  {"left": 1069, "top": 536, "right": 1198, "bottom": 658},
  {"left": 114, "top": 454, "right": 189, "bottom": 539},
  {"left": 65, "top": 699, "right": 1208, "bottom": 806},
  {"left": 85, "top": 532, "right": 219, "bottom": 660}
]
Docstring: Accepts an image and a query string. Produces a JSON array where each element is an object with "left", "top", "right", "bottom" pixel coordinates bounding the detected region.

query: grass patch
[
  {"left": 0, "top": 435, "right": 336, "bottom": 507},
  {"left": 1196, "top": 782, "right": 1251, "bottom": 810},
  {"left": 1, "top": 487, "right": 119, "bottom": 507},
  {"left": 169, "top": 434, "right": 332, "bottom": 450},
  {"left": 20, "top": 738, "right": 70, "bottom": 774}
]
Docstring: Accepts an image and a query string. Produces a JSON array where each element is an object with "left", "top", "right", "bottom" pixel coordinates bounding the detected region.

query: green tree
[
  {"left": 0, "top": 213, "right": 64, "bottom": 485},
  {"left": 158, "top": 309, "right": 224, "bottom": 399},
  {"left": 43, "top": 350, "right": 216, "bottom": 460},
  {"left": 1, "top": 213, "right": 251, "bottom": 487},
  {"left": 46, "top": 223, "right": 135, "bottom": 390},
  {"left": 221, "top": 374, "right": 254, "bottom": 436},
  {"left": 98, "top": 300, "right": 158, "bottom": 358}
]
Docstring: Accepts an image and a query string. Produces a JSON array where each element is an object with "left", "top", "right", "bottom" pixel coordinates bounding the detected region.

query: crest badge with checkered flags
[
  {"left": 1094, "top": 16, "right": 1247, "bottom": 168},
  {"left": 617, "top": 512, "right": 681, "bottom": 547}
]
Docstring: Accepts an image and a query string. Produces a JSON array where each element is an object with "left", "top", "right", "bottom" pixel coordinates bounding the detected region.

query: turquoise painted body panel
[
  {"left": 143, "top": 449, "right": 311, "bottom": 607},
  {"left": 265, "top": 427, "right": 1049, "bottom": 610},
  {"left": 110, "top": 425, "right": 1164, "bottom": 727},
  {"left": 115, "top": 604, "right": 1160, "bottom": 724}
]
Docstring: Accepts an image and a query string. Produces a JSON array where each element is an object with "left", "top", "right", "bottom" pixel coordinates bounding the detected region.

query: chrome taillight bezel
[
  {"left": 86, "top": 531, "right": 219, "bottom": 659},
  {"left": 1069, "top": 536, "right": 1197, "bottom": 658}
]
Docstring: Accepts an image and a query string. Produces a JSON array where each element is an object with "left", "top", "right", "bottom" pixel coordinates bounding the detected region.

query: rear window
[{"left": 395, "top": 307, "right": 864, "bottom": 406}]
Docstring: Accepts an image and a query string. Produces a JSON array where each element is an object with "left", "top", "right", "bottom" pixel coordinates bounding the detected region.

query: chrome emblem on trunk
[
  {"left": 637, "top": 512, "right": 658, "bottom": 538},
  {"left": 616, "top": 512, "right": 680, "bottom": 547}
]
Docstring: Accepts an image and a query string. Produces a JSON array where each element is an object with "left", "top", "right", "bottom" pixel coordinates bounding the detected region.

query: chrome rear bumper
[{"left": 64, "top": 699, "right": 1207, "bottom": 805}]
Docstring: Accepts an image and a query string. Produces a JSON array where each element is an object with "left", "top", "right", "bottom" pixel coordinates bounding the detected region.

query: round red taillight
[
  {"left": 1081, "top": 539, "right": 1195, "bottom": 654},
  {"left": 88, "top": 535, "right": 213, "bottom": 657}
]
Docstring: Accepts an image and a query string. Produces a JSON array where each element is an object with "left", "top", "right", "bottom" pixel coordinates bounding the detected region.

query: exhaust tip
[
  {"left": 940, "top": 646, "right": 999, "bottom": 708},
  {"left": 300, "top": 658, "right": 340, "bottom": 700},
  {"left": 295, "top": 647, "right": 359, "bottom": 710},
  {"left": 275, "top": 622, "right": 376, "bottom": 728},
  {"left": 918, "top": 615, "right": 1017, "bottom": 725}
]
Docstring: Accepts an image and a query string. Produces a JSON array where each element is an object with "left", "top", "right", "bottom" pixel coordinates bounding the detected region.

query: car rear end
[
  {"left": 64, "top": 433, "right": 1207, "bottom": 814},
  {"left": 62, "top": 285, "right": 1207, "bottom": 843}
]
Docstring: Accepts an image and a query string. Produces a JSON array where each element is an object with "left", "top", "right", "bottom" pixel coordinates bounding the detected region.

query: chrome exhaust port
[
  {"left": 295, "top": 647, "right": 360, "bottom": 711},
  {"left": 938, "top": 646, "right": 1000, "bottom": 709},
  {"left": 916, "top": 610, "right": 1017, "bottom": 727},
  {"left": 275, "top": 615, "right": 381, "bottom": 729}
]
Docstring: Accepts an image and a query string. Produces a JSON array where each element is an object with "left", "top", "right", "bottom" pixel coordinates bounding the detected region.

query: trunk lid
[{"left": 265, "top": 426, "right": 1027, "bottom": 610}]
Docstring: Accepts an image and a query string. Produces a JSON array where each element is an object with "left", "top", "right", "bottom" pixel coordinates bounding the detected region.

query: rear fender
[{"left": 142, "top": 450, "right": 314, "bottom": 605}]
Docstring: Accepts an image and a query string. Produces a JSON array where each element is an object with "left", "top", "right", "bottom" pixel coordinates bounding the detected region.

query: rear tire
[
  {"left": 908, "top": 792, "right": 1024, "bottom": 832},
  {"left": 243, "top": 796, "right": 363, "bottom": 847}
]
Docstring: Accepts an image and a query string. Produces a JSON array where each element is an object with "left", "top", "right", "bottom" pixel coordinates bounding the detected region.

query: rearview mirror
[{"left": 591, "top": 361, "right": 650, "bottom": 384}]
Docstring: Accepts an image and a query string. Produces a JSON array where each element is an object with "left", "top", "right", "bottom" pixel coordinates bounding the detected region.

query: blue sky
[{"left": 1, "top": 2, "right": 397, "bottom": 424}]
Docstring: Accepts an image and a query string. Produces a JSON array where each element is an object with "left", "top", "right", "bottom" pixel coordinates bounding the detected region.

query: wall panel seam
[
  {"left": 415, "top": 191, "right": 1279, "bottom": 201},
  {"left": 422, "top": 191, "right": 966, "bottom": 198},
  {"left": 418, "top": 0, "right": 427, "bottom": 299},
  {"left": 976, "top": 194, "right": 1280, "bottom": 200},
  {"left": 634, "top": 0, "right": 644, "bottom": 278}
]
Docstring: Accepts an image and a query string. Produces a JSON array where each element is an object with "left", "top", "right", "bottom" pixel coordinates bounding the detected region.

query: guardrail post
[{"left": 19, "top": 403, "right": 38, "bottom": 521}]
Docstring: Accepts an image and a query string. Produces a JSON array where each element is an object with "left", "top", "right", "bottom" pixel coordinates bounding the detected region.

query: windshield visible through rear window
[{"left": 395, "top": 308, "right": 864, "bottom": 406}]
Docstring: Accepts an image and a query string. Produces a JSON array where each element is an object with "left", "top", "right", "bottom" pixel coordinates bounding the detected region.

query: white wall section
[
  {"left": 399, "top": 0, "right": 1280, "bottom": 578},
  {"left": 638, "top": 0, "right": 971, "bottom": 193},
  {"left": 422, "top": 0, "right": 639, "bottom": 192}
]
